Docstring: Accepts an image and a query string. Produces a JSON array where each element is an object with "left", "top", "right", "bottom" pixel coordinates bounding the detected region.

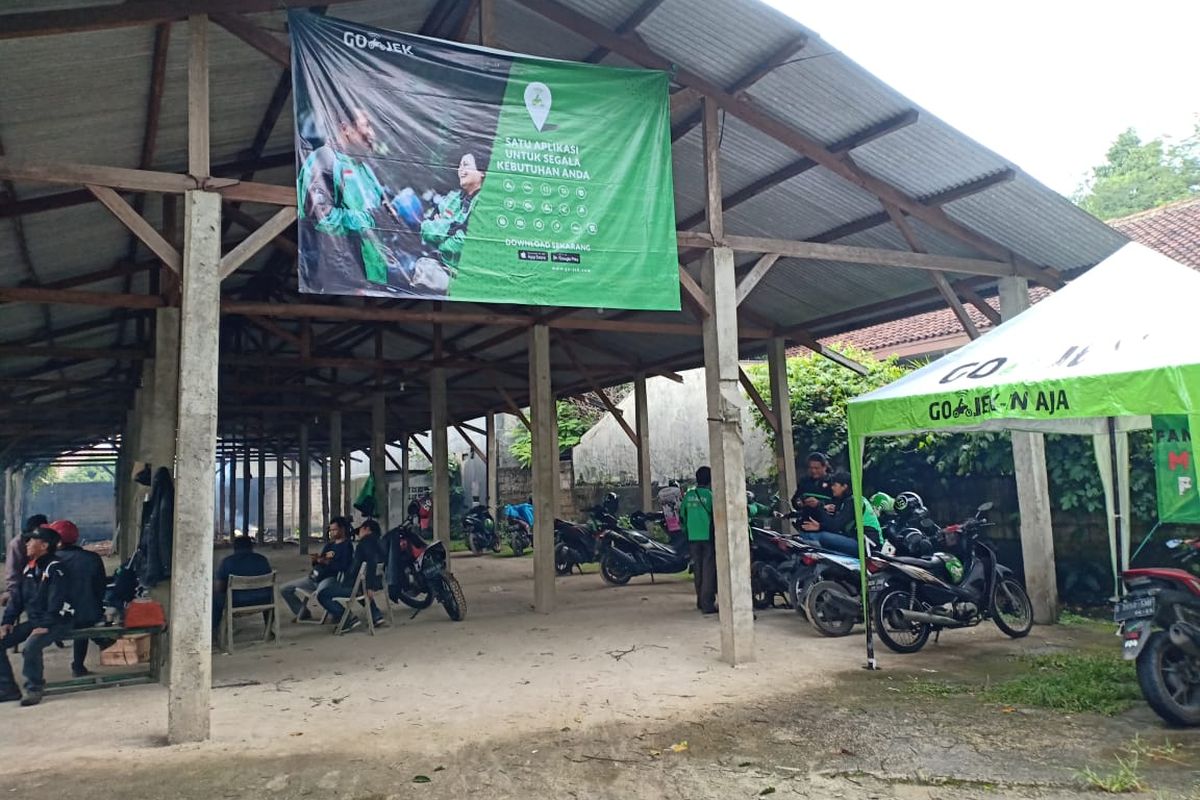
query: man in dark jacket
[
  {"left": 212, "top": 536, "right": 273, "bottom": 638},
  {"left": 49, "top": 519, "right": 108, "bottom": 677},
  {"left": 798, "top": 472, "right": 881, "bottom": 557},
  {"left": 790, "top": 453, "right": 833, "bottom": 524},
  {"left": 281, "top": 517, "right": 354, "bottom": 620},
  {"left": 4, "top": 514, "right": 47, "bottom": 605},
  {"left": 319, "top": 519, "right": 385, "bottom": 629},
  {"left": 0, "top": 527, "right": 74, "bottom": 706}
]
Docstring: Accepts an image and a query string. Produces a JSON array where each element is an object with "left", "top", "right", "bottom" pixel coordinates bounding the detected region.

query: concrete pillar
[
  {"left": 634, "top": 373, "right": 652, "bottom": 512},
  {"left": 275, "top": 452, "right": 285, "bottom": 543},
  {"left": 371, "top": 393, "right": 387, "bottom": 528},
  {"left": 767, "top": 337, "right": 797, "bottom": 518},
  {"left": 486, "top": 412, "right": 499, "bottom": 519},
  {"left": 256, "top": 448, "right": 266, "bottom": 544},
  {"left": 329, "top": 411, "right": 342, "bottom": 522},
  {"left": 999, "top": 276, "right": 1059, "bottom": 624},
  {"left": 146, "top": 307, "right": 180, "bottom": 472},
  {"left": 167, "top": 188, "right": 221, "bottom": 744},
  {"left": 529, "top": 325, "right": 557, "bottom": 613},
  {"left": 431, "top": 371, "right": 451, "bottom": 554},
  {"left": 702, "top": 246, "right": 755, "bottom": 664},
  {"left": 298, "top": 423, "right": 311, "bottom": 555},
  {"left": 241, "top": 443, "right": 251, "bottom": 536}
]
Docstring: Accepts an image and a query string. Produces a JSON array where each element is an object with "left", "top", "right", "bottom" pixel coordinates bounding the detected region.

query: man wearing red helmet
[{"left": 50, "top": 520, "right": 108, "bottom": 677}]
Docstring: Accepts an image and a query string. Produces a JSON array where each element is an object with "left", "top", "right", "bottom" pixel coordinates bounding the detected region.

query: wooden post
[
  {"left": 400, "top": 435, "right": 410, "bottom": 520},
  {"left": 298, "top": 423, "right": 311, "bottom": 555},
  {"left": 256, "top": 447, "right": 265, "bottom": 544},
  {"left": 767, "top": 337, "right": 796, "bottom": 518},
  {"left": 329, "top": 411, "right": 342, "bottom": 522},
  {"left": 371, "top": 393, "right": 387, "bottom": 529},
  {"left": 342, "top": 452, "right": 352, "bottom": 519},
  {"left": 999, "top": 276, "right": 1059, "bottom": 624},
  {"left": 431, "top": 370, "right": 451, "bottom": 556},
  {"left": 486, "top": 412, "right": 499, "bottom": 520},
  {"left": 701, "top": 97, "right": 754, "bottom": 664},
  {"left": 529, "top": 324, "right": 557, "bottom": 613},
  {"left": 228, "top": 435, "right": 237, "bottom": 535},
  {"left": 319, "top": 456, "right": 329, "bottom": 536},
  {"left": 217, "top": 456, "right": 225, "bottom": 537},
  {"left": 275, "top": 451, "right": 284, "bottom": 543},
  {"left": 166, "top": 185, "right": 220, "bottom": 744},
  {"left": 241, "top": 442, "right": 251, "bottom": 536},
  {"left": 634, "top": 372, "right": 652, "bottom": 511}
]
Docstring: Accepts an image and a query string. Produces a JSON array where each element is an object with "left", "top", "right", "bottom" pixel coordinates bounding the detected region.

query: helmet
[
  {"left": 745, "top": 491, "right": 756, "bottom": 505},
  {"left": 602, "top": 492, "right": 619, "bottom": 514},
  {"left": 901, "top": 528, "right": 933, "bottom": 557},
  {"left": 893, "top": 491, "right": 925, "bottom": 515},
  {"left": 47, "top": 519, "right": 80, "bottom": 546},
  {"left": 869, "top": 492, "right": 895, "bottom": 515}
]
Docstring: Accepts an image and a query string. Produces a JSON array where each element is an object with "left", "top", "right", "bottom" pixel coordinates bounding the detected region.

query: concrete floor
[{"left": 2, "top": 549, "right": 1197, "bottom": 799}]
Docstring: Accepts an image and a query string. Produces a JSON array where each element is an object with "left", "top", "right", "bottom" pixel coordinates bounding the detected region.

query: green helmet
[{"left": 869, "top": 492, "right": 895, "bottom": 515}]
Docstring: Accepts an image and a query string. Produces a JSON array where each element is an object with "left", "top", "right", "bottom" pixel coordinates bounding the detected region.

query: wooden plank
[
  {"left": 212, "top": 13, "right": 290, "bottom": 68},
  {"left": 408, "top": 433, "right": 433, "bottom": 464},
  {"left": 0, "top": 344, "right": 147, "bottom": 360},
  {"left": 677, "top": 265, "right": 711, "bottom": 317},
  {"left": 0, "top": 286, "right": 165, "bottom": 309},
  {"left": 141, "top": 24, "right": 173, "bottom": 170},
  {"left": 930, "top": 271, "right": 980, "bottom": 339},
  {"left": 223, "top": 203, "right": 297, "bottom": 255},
  {"left": 453, "top": 422, "right": 487, "bottom": 461},
  {"left": 0, "top": 0, "right": 364, "bottom": 40},
  {"left": 734, "top": 253, "right": 780, "bottom": 306},
  {"left": 88, "top": 185, "right": 181, "bottom": 273},
  {"left": 218, "top": 206, "right": 296, "bottom": 280},
  {"left": 678, "top": 231, "right": 1018, "bottom": 279},
  {"left": 738, "top": 367, "right": 777, "bottom": 433},
  {"left": 458, "top": 420, "right": 487, "bottom": 436},
  {"left": 582, "top": 0, "right": 664, "bottom": 62},
  {"left": 213, "top": 180, "right": 294, "bottom": 206},
  {"left": 702, "top": 97, "right": 723, "bottom": 240},
  {"left": 560, "top": 338, "right": 638, "bottom": 446},
  {"left": 188, "top": 15, "right": 210, "bottom": 178},
  {"left": 957, "top": 284, "right": 1001, "bottom": 325},
  {"left": 479, "top": 0, "right": 496, "bottom": 45},
  {"left": 496, "top": 386, "right": 531, "bottom": 430},
  {"left": 0, "top": 157, "right": 196, "bottom": 194}
]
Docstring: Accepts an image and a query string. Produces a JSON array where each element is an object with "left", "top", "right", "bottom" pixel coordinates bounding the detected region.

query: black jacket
[
  {"left": 57, "top": 546, "right": 107, "bottom": 626},
  {"left": 791, "top": 475, "right": 833, "bottom": 517},
  {"left": 348, "top": 533, "right": 385, "bottom": 591},
  {"left": 136, "top": 467, "right": 174, "bottom": 587},
  {"left": 2, "top": 554, "right": 74, "bottom": 629}
]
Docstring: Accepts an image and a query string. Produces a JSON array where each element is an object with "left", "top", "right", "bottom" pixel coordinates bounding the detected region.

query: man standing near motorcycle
[{"left": 681, "top": 467, "right": 717, "bottom": 614}]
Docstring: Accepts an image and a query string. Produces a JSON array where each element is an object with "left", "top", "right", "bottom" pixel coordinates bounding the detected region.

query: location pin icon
[{"left": 524, "top": 82, "right": 551, "bottom": 132}]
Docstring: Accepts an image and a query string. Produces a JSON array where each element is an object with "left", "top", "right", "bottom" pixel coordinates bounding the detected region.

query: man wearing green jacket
[
  {"left": 297, "top": 107, "right": 398, "bottom": 294},
  {"left": 680, "top": 466, "right": 717, "bottom": 614}
]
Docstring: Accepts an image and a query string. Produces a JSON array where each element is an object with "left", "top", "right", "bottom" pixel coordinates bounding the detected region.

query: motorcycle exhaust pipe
[
  {"left": 1168, "top": 622, "right": 1200, "bottom": 657},
  {"left": 898, "top": 609, "right": 959, "bottom": 627}
]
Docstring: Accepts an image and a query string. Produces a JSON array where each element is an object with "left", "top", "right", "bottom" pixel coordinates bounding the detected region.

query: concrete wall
[
  {"left": 21, "top": 480, "right": 116, "bottom": 543},
  {"left": 572, "top": 368, "right": 774, "bottom": 486}
]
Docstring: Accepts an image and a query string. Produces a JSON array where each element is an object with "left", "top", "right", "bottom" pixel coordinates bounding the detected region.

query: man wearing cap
[
  {"left": 4, "top": 514, "right": 47, "bottom": 606},
  {"left": 50, "top": 520, "right": 108, "bottom": 677},
  {"left": 0, "top": 527, "right": 74, "bottom": 705}
]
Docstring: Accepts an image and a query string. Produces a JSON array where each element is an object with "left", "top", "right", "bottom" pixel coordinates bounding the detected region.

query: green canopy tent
[{"left": 845, "top": 243, "right": 1200, "bottom": 667}]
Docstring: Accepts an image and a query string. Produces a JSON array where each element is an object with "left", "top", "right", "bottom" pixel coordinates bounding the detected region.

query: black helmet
[
  {"left": 602, "top": 492, "right": 619, "bottom": 514},
  {"left": 901, "top": 528, "right": 933, "bottom": 557},
  {"left": 893, "top": 491, "right": 925, "bottom": 515}
]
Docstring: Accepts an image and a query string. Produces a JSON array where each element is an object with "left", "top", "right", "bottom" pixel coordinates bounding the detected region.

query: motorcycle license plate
[{"left": 1113, "top": 596, "right": 1155, "bottom": 622}]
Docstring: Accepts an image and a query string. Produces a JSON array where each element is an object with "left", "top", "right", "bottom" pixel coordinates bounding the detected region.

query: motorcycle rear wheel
[
  {"left": 599, "top": 555, "right": 632, "bottom": 586},
  {"left": 991, "top": 578, "right": 1033, "bottom": 638},
  {"left": 440, "top": 574, "right": 467, "bottom": 622},
  {"left": 510, "top": 535, "right": 527, "bottom": 558},
  {"left": 805, "top": 580, "right": 856, "bottom": 636},
  {"left": 873, "top": 588, "right": 931, "bottom": 654},
  {"left": 1137, "top": 630, "right": 1200, "bottom": 727},
  {"left": 467, "top": 534, "right": 483, "bottom": 556}
]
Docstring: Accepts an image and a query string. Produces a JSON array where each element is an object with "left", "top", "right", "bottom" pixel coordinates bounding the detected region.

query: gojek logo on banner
[
  {"left": 289, "top": 12, "right": 680, "bottom": 310},
  {"left": 1152, "top": 415, "right": 1200, "bottom": 524}
]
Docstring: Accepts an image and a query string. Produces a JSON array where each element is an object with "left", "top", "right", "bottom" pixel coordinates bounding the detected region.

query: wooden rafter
[
  {"left": 560, "top": 339, "right": 638, "bottom": 447},
  {"left": 734, "top": 253, "right": 780, "bottom": 306},
  {"left": 88, "top": 185, "right": 181, "bottom": 272},
  {"left": 737, "top": 367, "right": 777, "bottom": 433},
  {"left": 582, "top": 0, "right": 664, "bottom": 62},
  {"left": 883, "top": 201, "right": 979, "bottom": 339},
  {"left": 453, "top": 422, "right": 487, "bottom": 461}
]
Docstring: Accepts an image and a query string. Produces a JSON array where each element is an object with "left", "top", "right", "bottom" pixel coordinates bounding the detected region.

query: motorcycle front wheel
[
  {"left": 991, "top": 578, "right": 1033, "bottom": 638},
  {"left": 510, "top": 533, "right": 528, "bottom": 558},
  {"left": 873, "top": 588, "right": 931, "bottom": 654},
  {"left": 599, "top": 554, "right": 632, "bottom": 586},
  {"left": 1137, "top": 630, "right": 1200, "bottom": 727},
  {"left": 440, "top": 574, "right": 467, "bottom": 622},
  {"left": 467, "top": 533, "right": 483, "bottom": 556},
  {"left": 805, "top": 580, "right": 856, "bottom": 636},
  {"left": 555, "top": 544, "right": 575, "bottom": 576}
]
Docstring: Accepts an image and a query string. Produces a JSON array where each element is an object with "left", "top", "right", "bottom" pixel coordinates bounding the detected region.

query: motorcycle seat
[{"left": 887, "top": 555, "right": 940, "bottom": 569}]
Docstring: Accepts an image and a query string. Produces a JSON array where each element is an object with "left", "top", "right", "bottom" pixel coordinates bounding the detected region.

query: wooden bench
[{"left": 44, "top": 624, "right": 165, "bottom": 696}]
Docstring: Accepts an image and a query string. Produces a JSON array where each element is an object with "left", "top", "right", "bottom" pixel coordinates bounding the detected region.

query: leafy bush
[{"left": 509, "top": 400, "right": 600, "bottom": 467}]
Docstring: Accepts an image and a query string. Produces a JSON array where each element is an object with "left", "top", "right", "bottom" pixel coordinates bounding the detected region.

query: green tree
[
  {"left": 1074, "top": 125, "right": 1200, "bottom": 220},
  {"left": 508, "top": 399, "right": 601, "bottom": 467}
]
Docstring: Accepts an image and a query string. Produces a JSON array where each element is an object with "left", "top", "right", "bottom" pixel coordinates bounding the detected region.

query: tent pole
[{"left": 1108, "top": 417, "right": 1125, "bottom": 597}]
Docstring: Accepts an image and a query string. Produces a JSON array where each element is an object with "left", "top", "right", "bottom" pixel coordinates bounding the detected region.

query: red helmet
[{"left": 47, "top": 519, "right": 80, "bottom": 546}]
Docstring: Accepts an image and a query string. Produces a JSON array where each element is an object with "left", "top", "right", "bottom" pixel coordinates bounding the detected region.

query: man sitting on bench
[
  {"left": 212, "top": 536, "right": 274, "bottom": 639},
  {"left": 281, "top": 516, "right": 353, "bottom": 621},
  {"left": 0, "top": 527, "right": 74, "bottom": 706},
  {"left": 49, "top": 519, "right": 108, "bottom": 677}
]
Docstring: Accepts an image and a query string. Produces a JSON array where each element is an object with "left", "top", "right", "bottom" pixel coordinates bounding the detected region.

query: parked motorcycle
[
  {"left": 555, "top": 511, "right": 605, "bottom": 575},
  {"left": 1116, "top": 537, "right": 1200, "bottom": 727},
  {"left": 749, "top": 525, "right": 811, "bottom": 610},
  {"left": 597, "top": 512, "right": 690, "bottom": 585},
  {"left": 386, "top": 519, "right": 466, "bottom": 621},
  {"left": 504, "top": 502, "right": 534, "bottom": 556},
  {"left": 463, "top": 503, "right": 501, "bottom": 554},
  {"left": 870, "top": 502, "right": 1033, "bottom": 654}
]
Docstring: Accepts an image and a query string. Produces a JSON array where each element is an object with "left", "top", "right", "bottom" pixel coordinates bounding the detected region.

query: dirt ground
[{"left": 2, "top": 549, "right": 1198, "bottom": 799}]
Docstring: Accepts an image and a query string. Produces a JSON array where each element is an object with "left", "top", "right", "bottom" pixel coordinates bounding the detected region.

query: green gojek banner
[
  {"left": 289, "top": 12, "right": 680, "bottom": 310},
  {"left": 1152, "top": 415, "right": 1200, "bottom": 523}
]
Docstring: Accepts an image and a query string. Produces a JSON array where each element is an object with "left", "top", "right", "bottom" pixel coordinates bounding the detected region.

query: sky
[{"left": 765, "top": 0, "right": 1199, "bottom": 196}]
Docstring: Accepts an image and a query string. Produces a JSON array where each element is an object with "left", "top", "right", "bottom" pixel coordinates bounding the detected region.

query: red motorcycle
[
  {"left": 1116, "top": 537, "right": 1200, "bottom": 726},
  {"left": 386, "top": 520, "right": 466, "bottom": 622}
]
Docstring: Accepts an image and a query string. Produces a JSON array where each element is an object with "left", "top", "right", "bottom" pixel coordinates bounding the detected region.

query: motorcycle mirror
[
  {"left": 1165, "top": 538, "right": 1184, "bottom": 550},
  {"left": 977, "top": 501, "right": 994, "bottom": 513}
]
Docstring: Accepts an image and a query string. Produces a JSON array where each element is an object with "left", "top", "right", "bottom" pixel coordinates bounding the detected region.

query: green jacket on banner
[
  {"left": 297, "top": 147, "right": 391, "bottom": 285},
  {"left": 1153, "top": 415, "right": 1200, "bottom": 523},
  {"left": 420, "top": 189, "right": 477, "bottom": 270}
]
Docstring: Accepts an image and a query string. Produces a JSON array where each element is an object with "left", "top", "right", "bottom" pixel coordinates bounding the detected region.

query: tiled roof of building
[{"left": 796, "top": 197, "right": 1200, "bottom": 358}]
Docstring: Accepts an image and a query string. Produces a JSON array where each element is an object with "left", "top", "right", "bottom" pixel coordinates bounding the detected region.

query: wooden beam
[
  {"left": 513, "top": 0, "right": 1061, "bottom": 288},
  {"left": 458, "top": 420, "right": 487, "bottom": 436},
  {"left": 0, "top": 286, "right": 164, "bottom": 309},
  {"left": 679, "top": 231, "right": 1018, "bottom": 279},
  {"left": 212, "top": 13, "right": 290, "bottom": 68},
  {"left": 702, "top": 97, "right": 723, "bottom": 240},
  {"left": 408, "top": 433, "right": 433, "bottom": 464},
  {"left": 496, "top": 386, "right": 531, "bottom": 430},
  {"left": 0, "top": 344, "right": 146, "bottom": 361},
  {"left": 453, "top": 422, "right": 487, "bottom": 461},
  {"left": 0, "top": 0, "right": 365, "bottom": 40},
  {"left": 677, "top": 265, "right": 711, "bottom": 317},
  {"left": 737, "top": 367, "right": 778, "bottom": 432},
  {"left": 560, "top": 339, "right": 638, "bottom": 446},
  {"left": 957, "top": 284, "right": 1002, "bottom": 326},
  {"left": 582, "top": 0, "right": 664, "bottom": 62},
  {"left": 140, "top": 24, "right": 172, "bottom": 171},
  {"left": 88, "top": 185, "right": 181, "bottom": 273},
  {"left": 734, "top": 253, "right": 780, "bottom": 306},
  {"left": 188, "top": 15, "right": 210, "bottom": 178},
  {"left": 218, "top": 206, "right": 296, "bottom": 280}
]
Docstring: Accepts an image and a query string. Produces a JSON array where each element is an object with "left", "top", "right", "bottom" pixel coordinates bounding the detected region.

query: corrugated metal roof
[{"left": 0, "top": 0, "right": 1127, "bottom": 461}]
